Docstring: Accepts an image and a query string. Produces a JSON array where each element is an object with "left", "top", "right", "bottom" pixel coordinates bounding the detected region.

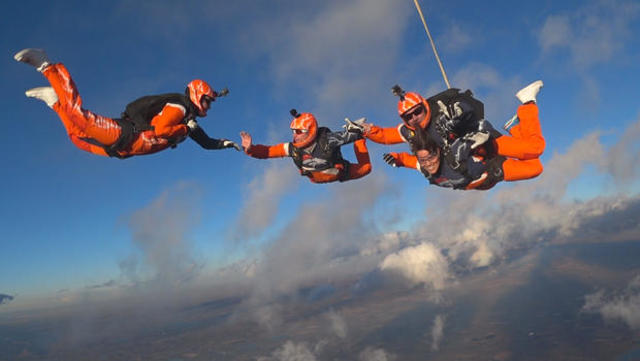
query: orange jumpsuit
[
  {"left": 367, "top": 103, "right": 545, "bottom": 184},
  {"left": 246, "top": 138, "right": 371, "bottom": 184},
  {"left": 43, "top": 63, "right": 190, "bottom": 157}
]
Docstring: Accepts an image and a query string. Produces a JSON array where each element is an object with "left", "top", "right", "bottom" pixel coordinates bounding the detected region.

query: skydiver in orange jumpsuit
[
  {"left": 240, "top": 110, "right": 372, "bottom": 184},
  {"left": 365, "top": 81, "right": 546, "bottom": 189},
  {"left": 14, "top": 48, "right": 240, "bottom": 158}
]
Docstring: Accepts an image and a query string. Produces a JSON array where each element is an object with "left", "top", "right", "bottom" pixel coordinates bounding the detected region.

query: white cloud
[
  {"left": 238, "top": 175, "right": 392, "bottom": 325},
  {"left": 262, "top": 341, "right": 317, "bottom": 361},
  {"left": 124, "top": 182, "right": 204, "bottom": 287},
  {"left": 439, "top": 24, "right": 473, "bottom": 53},
  {"left": 379, "top": 242, "right": 451, "bottom": 290},
  {"left": 537, "top": 0, "right": 640, "bottom": 70},
  {"left": 583, "top": 275, "right": 640, "bottom": 329},
  {"left": 604, "top": 114, "right": 640, "bottom": 184},
  {"left": 430, "top": 314, "right": 446, "bottom": 351},
  {"left": 538, "top": 15, "right": 572, "bottom": 52},
  {"left": 327, "top": 309, "right": 348, "bottom": 339},
  {"left": 360, "top": 231, "right": 410, "bottom": 257},
  {"left": 358, "top": 347, "right": 396, "bottom": 361},
  {"left": 231, "top": 162, "right": 298, "bottom": 240}
]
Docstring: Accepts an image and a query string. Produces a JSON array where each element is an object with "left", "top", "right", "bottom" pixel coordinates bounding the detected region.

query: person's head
[
  {"left": 416, "top": 148, "right": 441, "bottom": 175},
  {"left": 289, "top": 109, "right": 318, "bottom": 148},
  {"left": 187, "top": 79, "right": 215, "bottom": 117},
  {"left": 411, "top": 130, "right": 441, "bottom": 175},
  {"left": 398, "top": 92, "right": 431, "bottom": 130}
]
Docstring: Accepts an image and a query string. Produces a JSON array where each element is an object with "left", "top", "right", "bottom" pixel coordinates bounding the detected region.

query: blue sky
[{"left": 1, "top": 0, "right": 639, "bottom": 309}]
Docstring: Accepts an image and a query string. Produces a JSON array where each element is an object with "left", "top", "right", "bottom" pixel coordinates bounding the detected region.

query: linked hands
[{"left": 343, "top": 117, "right": 367, "bottom": 134}]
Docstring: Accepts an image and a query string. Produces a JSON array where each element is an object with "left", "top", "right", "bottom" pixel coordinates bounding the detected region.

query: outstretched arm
[
  {"left": 383, "top": 152, "right": 418, "bottom": 169},
  {"left": 240, "top": 131, "right": 289, "bottom": 159},
  {"left": 325, "top": 128, "right": 362, "bottom": 147},
  {"left": 364, "top": 123, "right": 405, "bottom": 144},
  {"left": 188, "top": 123, "right": 240, "bottom": 150}
]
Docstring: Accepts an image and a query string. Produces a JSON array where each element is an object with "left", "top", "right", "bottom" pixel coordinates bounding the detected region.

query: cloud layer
[
  {"left": 537, "top": 0, "right": 640, "bottom": 70},
  {"left": 583, "top": 275, "right": 640, "bottom": 329}
]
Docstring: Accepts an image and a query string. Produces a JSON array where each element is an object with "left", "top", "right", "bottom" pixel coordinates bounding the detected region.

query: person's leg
[
  {"left": 502, "top": 158, "right": 543, "bottom": 181},
  {"left": 495, "top": 81, "right": 545, "bottom": 160},
  {"left": 494, "top": 103, "right": 545, "bottom": 160},
  {"left": 52, "top": 102, "right": 109, "bottom": 156},
  {"left": 346, "top": 139, "right": 372, "bottom": 180},
  {"left": 42, "top": 63, "right": 121, "bottom": 146}
]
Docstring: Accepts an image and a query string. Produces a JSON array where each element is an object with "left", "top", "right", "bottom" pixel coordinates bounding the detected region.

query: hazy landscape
[{"left": 3, "top": 239, "right": 640, "bottom": 361}]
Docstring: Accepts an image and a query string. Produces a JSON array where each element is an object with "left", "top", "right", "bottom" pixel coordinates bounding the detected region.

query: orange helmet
[
  {"left": 187, "top": 79, "right": 215, "bottom": 115},
  {"left": 397, "top": 92, "right": 431, "bottom": 130},
  {"left": 290, "top": 110, "right": 318, "bottom": 148}
]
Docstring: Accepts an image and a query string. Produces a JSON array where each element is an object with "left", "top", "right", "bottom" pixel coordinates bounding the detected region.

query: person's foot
[
  {"left": 516, "top": 80, "right": 543, "bottom": 104},
  {"left": 14, "top": 48, "right": 50, "bottom": 72},
  {"left": 26, "top": 87, "right": 58, "bottom": 108}
]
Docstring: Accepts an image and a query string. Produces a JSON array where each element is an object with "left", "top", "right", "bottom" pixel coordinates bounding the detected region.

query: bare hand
[
  {"left": 240, "top": 131, "right": 252, "bottom": 153},
  {"left": 362, "top": 122, "right": 373, "bottom": 134}
]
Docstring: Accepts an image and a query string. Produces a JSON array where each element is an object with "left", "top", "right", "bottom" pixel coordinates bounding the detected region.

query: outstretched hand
[
  {"left": 239, "top": 131, "right": 252, "bottom": 153},
  {"left": 383, "top": 153, "right": 398, "bottom": 167}
]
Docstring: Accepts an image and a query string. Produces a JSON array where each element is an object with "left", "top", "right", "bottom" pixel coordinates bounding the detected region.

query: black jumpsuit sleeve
[
  {"left": 188, "top": 126, "right": 226, "bottom": 150},
  {"left": 325, "top": 129, "right": 362, "bottom": 148}
]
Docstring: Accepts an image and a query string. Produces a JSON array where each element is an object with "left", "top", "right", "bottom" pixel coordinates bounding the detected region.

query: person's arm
[
  {"left": 150, "top": 103, "right": 189, "bottom": 139},
  {"left": 383, "top": 152, "right": 418, "bottom": 169},
  {"left": 364, "top": 123, "right": 405, "bottom": 144},
  {"left": 188, "top": 124, "right": 240, "bottom": 150},
  {"left": 240, "top": 131, "right": 289, "bottom": 159},
  {"left": 325, "top": 128, "right": 361, "bottom": 147}
]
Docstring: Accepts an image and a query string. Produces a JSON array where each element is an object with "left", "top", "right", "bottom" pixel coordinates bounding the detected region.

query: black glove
[
  {"left": 383, "top": 153, "right": 398, "bottom": 167},
  {"left": 221, "top": 139, "right": 241, "bottom": 151}
]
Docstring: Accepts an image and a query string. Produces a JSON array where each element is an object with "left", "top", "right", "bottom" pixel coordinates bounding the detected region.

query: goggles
[{"left": 401, "top": 105, "right": 425, "bottom": 121}]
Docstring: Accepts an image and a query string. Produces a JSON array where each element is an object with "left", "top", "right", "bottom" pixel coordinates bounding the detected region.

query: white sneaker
[
  {"left": 14, "top": 48, "right": 51, "bottom": 72},
  {"left": 26, "top": 87, "right": 58, "bottom": 108},
  {"left": 515, "top": 80, "right": 543, "bottom": 104}
]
